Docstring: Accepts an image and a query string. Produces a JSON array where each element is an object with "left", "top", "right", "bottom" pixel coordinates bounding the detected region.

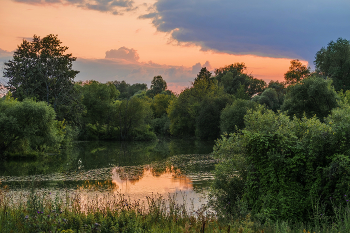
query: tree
[
  {"left": 284, "top": 59, "right": 310, "bottom": 85},
  {"left": 149, "top": 75, "right": 167, "bottom": 97},
  {"left": 79, "top": 80, "right": 119, "bottom": 125},
  {"left": 315, "top": 38, "right": 350, "bottom": 91},
  {"left": 110, "top": 80, "right": 147, "bottom": 99},
  {"left": 214, "top": 63, "right": 246, "bottom": 83},
  {"left": 115, "top": 97, "right": 155, "bottom": 140},
  {"left": 167, "top": 74, "right": 225, "bottom": 137},
  {"left": 195, "top": 95, "right": 232, "bottom": 140},
  {"left": 150, "top": 93, "right": 175, "bottom": 118},
  {"left": 252, "top": 88, "right": 283, "bottom": 112},
  {"left": 3, "top": 34, "right": 81, "bottom": 122},
  {"left": 220, "top": 99, "right": 258, "bottom": 134},
  {"left": 193, "top": 67, "right": 212, "bottom": 85},
  {"left": 282, "top": 75, "right": 339, "bottom": 120},
  {"left": 215, "top": 63, "right": 266, "bottom": 97}
]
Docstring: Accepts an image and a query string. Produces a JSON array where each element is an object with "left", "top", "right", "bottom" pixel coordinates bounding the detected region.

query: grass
[{"left": 2, "top": 186, "right": 350, "bottom": 232}]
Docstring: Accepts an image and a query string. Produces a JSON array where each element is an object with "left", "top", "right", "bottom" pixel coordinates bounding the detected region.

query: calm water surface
[{"left": 0, "top": 139, "right": 217, "bottom": 211}]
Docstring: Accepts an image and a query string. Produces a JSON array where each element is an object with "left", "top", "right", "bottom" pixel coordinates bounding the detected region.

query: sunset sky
[{"left": 1, "top": 0, "right": 349, "bottom": 93}]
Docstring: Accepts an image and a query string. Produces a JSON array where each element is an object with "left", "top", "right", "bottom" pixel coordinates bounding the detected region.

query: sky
[{"left": 1, "top": 0, "right": 350, "bottom": 93}]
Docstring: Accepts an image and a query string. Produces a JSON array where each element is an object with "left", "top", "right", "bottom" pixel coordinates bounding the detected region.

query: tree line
[{"left": 1, "top": 35, "right": 350, "bottom": 157}]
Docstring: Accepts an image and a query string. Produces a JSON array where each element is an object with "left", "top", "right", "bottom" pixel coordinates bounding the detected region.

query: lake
[{"left": 0, "top": 139, "right": 217, "bottom": 212}]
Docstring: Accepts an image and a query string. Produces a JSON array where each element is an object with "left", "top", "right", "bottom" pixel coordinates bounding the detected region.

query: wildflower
[
  {"left": 25, "top": 215, "right": 29, "bottom": 219},
  {"left": 95, "top": 223, "right": 100, "bottom": 226},
  {"left": 347, "top": 200, "right": 349, "bottom": 202}
]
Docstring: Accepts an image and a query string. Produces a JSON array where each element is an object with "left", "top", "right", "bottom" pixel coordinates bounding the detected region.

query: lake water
[{"left": 0, "top": 139, "right": 217, "bottom": 212}]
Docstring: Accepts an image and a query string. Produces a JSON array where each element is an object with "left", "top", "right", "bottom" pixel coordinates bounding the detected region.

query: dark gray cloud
[
  {"left": 141, "top": 0, "right": 350, "bottom": 63},
  {"left": 105, "top": 47, "right": 140, "bottom": 61},
  {"left": 13, "top": 0, "right": 135, "bottom": 14}
]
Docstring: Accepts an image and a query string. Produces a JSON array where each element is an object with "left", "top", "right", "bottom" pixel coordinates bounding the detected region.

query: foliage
[
  {"left": 193, "top": 67, "right": 212, "bottom": 85},
  {"left": 282, "top": 75, "right": 339, "bottom": 120},
  {"left": 111, "top": 80, "right": 147, "bottom": 99},
  {"left": 284, "top": 59, "right": 310, "bottom": 85},
  {"left": 151, "top": 75, "right": 167, "bottom": 95},
  {"left": 195, "top": 95, "right": 233, "bottom": 140},
  {"left": 150, "top": 114, "right": 171, "bottom": 136},
  {"left": 167, "top": 77, "right": 225, "bottom": 137},
  {"left": 115, "top": 97, "right": 156, "bottom": 141},
  {"left": 220, "top": 99, "right": 259, "bottom": 134},
  {"left": 0, "top": 97, "right": 65, "bottom": 158},
  {"left": 78, "top": 80, "right": 119, "bottom": 125},
  {"left": 315, "top": 38, "right": 350, "bottom": 91},
  {"left": 3, "top": 34, "right": 82, "bottom": 123},
  {"left": 150, "top": 93, "right": 175, "bottom": 119},
  {"left": 212, "top": 105, "right": 350, "bottom": 222},
  {"left": 214, "top": 63, "right": 266, "bottom": 97},
  {"left": 214, "top": 63, "right": 246, "bottom": 82},
  {"left": 252, "top": 88, "right": 283, "bottom": 112}
]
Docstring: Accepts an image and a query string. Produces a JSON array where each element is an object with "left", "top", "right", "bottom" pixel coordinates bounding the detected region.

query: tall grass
[{"left": 2, "top": 186, "right": 350, "bottom": 232}]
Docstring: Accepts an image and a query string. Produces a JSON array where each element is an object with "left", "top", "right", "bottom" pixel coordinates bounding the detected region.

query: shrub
[{"left": 212, "top": 104, "right": 350, "bottom": 222}]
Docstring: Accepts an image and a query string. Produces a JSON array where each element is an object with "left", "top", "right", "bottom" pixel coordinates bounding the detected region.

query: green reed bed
[{"left": 2, "top": 187, "right": 350, "bottom": 233}]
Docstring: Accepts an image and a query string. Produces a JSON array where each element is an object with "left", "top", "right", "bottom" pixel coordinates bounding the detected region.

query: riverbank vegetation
[
  {"left": 2, "top": 35, "right": 350, "bottom": 231},
  {"left": 2, "top": 187, "right": 350, "bottom": 232}
]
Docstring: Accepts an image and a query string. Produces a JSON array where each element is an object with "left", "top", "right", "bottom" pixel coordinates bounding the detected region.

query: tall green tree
[
  {"left": 284, "top": 59, "right": 310, "bottom": 85},
  {"left": 215, "top": 63, "right": 266, "bottom": 97},
  {"left": 167, "top": 76, "right": 225, "bottom": 137},
  {"left": 3, "top": 34, "right": 82, "bottom": 123},
  {"left": 315, "top": 38, "right": 350, "bottom": 91},
  {"left": 195, "top": 95, "right": 232, "bottom": 140},
  {"left": 148, "top": 75, "right": 167, "bottom": 97},
  {"left": 193, "top": 67, "right": 212, "bottom": 85},
  {"left": 115, "top": 97, "right": 155, "bottom": 140},
  {"left": 79, "top": 80, "right": 119, "bottom": 125},
  {"left": 282, "top": 75, "right": 339, "bottom": 120}
]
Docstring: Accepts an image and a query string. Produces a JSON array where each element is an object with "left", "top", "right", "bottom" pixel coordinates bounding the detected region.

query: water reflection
[
  {"left": 74, "top": 166, "right": 208, "bottom": 212},
  {"left": 111, "top": 167, "right": 192, "bottom": 195}
]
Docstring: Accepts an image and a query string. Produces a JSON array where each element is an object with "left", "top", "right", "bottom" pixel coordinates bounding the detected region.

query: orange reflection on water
[{"left": 111, "top": 167, "right": 193, "bottom": 196}]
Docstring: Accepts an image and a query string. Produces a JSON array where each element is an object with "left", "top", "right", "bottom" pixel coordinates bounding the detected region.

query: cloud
[
  {"left": 73, "top": 54, "right": 205, "bottom": 93},
  {"left": 140, "top": 0, "right": 350, "bottom": 63},
  {"left": 105, "top": 47, "right": 140, "bottom": 61},
  {"left": 14, "top": 0, "right": 135, "bottom": 14},
  {"left": 191, "top": 62, "right": 201, "bottom": 74},
  {"left": 203, "top": 61, "right": 212, "bottom": 70},
  {"left": 191, "top": 61, "right": 213, "bottom": 74}
]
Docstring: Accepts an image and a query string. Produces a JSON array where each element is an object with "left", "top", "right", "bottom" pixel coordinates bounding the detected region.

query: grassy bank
[{"left": 1, "top": 187, "right": 350, "bottom": 232}]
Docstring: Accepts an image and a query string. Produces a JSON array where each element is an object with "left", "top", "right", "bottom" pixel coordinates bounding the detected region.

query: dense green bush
[
  {"left": 212, "top": 104, "right": 350, "bottom": 222},
  {"left": 0, "top": 96, "right": 66, "bottom": 158}
]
